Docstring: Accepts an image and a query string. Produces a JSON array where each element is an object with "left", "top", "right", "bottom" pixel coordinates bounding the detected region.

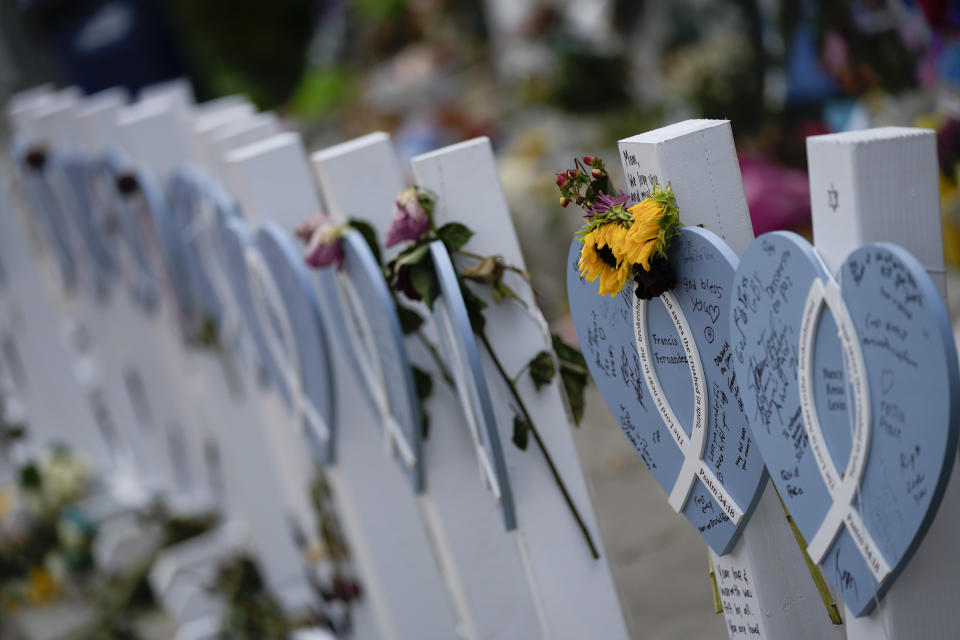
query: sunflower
[
  {"left": 579, "top": 224, "right": 632, "bottom": 296},
  {"left": 622, "top": 184, "right": 680, "bottom": 271}
]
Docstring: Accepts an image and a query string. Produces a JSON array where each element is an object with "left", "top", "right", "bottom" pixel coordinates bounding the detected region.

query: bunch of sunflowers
[{"left": 558, "top": 156, "right": 681, "bottom": 299}]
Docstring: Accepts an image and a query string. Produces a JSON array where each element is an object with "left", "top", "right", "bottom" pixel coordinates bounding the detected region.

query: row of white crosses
[
  {"left": 5, "top": 80, "right": 954, "bottom": 640},
  {"left": 3, "top": 84, "right": 328, "bottom": 633},
  {"left": 1, "top": 83, "right": 627, "bottom": 639}
]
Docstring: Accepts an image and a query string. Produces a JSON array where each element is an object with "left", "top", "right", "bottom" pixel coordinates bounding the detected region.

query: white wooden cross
[
  {"left": 409, "top": 137, "right": 630, "bottom": 638},
  {"left": 224, "top": 131, "right": 460, "bottom": 639},
  {"left": 0, "top": 98, "right": 116, "bottom": 470},
  {"left": 113, "top": 101, "right": 321, "bottom": 618},
  {"left": 313, "top": 132, "right": 575, "bottom": 639},
  {"left": 806, "top": 127, "right": 960, "bottom": 640},
  {"left": 617, "top": 120, "right": 844, "bottom": 640},
  {"left": 14, "top": 91, "right": 165, "bottom": 500}
]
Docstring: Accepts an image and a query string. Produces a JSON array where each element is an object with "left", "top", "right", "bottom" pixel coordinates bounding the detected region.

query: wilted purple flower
[
  {"left": 585, "top": 190, "right": 628, "bottom": 218},
  {"left": 386, "top": 187, "right": 430, "bottom": 247},
  {"left": 303, "top": 217, "right": 344, "bottom": 269},
  {"left": 295, "top": 215, "right": 326, "bottom": 243}
]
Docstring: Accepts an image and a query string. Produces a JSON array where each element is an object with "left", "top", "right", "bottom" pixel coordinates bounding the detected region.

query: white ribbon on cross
[
  {"left": 796, "top": 276, "right": 890, "bottom": 583},
  {"left": 333, "top": 273, "right": 417, "bottom": 469},
  {"left": 244, "top": 247, "right": 331, "bottom": 449},
  {"left": 433, "top": 301, "right": 503, "bottom": 504},
  {"left": 634, "top": 291, "right": 744, "bottom": 525}
]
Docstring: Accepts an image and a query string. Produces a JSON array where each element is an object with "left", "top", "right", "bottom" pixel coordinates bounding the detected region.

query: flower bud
[
  {"left": 556, "top": 172, "right": 568, "bottom": 188},
  {"left": 582, "top": 155, "right": 595, "bottom": 166},
  {"left": 567, "top": 169, "right": 579, "bottom": 179},
  {"left": 591, "top": 168, "right": 603, "bottom": 179},
  {"left": 560, "top": 196, "right": 570, "bottom": 208}
]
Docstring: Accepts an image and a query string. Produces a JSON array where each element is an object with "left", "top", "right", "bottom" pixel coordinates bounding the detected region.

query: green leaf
[
  {"left": 421, "top": 407, "right": 430, "bottom": 439},
  {"left": 410, "top": 262, "right": 440, "bottom": 310},
  {"left": 512, "top": 415, "right": 531, "bottom": 450},
  {"left": 396, "top": 304, "right": 424, "bottom": 335},
  {"left": 412, "top": 366, "right": 433, "bottom": 439},
  {"left": 552, "top": 334, "right": 589, "bottom": 424},
  {"left": 493, "top": 281, "right": 521, "bottom": 304},
  {"left": 412, "top": 365, "right": 433, "bottom": 401},
  {"left": 460, "top": 282, "right": 488, "bottom": 334},
  {"left": 18, "top": 462, "right": 41, "bottom": 491},
  {"left": 347, "top": 218, "right": 382, "bottom": 266},
  {"left": 528, "top": 350, "right": 557, "bottom": 390},
  {"left": 437, "top": 222, "right": 474, "bottom": 251},
  {"left": 395, "top": 242, "right": 431, "bottom": 268}
]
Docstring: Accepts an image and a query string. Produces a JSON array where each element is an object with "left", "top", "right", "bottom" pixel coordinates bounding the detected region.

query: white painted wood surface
[
  {"left": 618, "top": 119, "right": 843, "bottom": 640},
  {"left": 314, "top": 132, "right": 550, "bottom": 640},
  {"left": 14, "top": 95, "right": 163, "bottom": 496},
  {"left": 807, "top": 127, "right": 959, "bottom": 639},
  {"left": 117, "top": 103, "right": 318, "bottom": 616},
  {"left": 410, "top": 137, "right": 629, "bottom": 639},
  {"left": 0, "top": 168, "right": 117, "bottom": 471},
  {"left": 228, "top": 132, "right": 459, "bottom": 639}
]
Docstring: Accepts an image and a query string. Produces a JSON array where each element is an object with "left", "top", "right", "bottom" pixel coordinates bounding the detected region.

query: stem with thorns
[{"left": 478, "top": 331, "right": 599, "bottom": 560}]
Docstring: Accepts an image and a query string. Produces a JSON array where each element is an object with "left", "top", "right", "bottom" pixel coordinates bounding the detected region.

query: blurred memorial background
[{"left": 2, "top": 0, "right": 960, "bottom": 638}]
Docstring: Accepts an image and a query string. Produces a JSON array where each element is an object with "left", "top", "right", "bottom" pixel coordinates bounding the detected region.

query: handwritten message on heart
[
  {"left": 730, "top": 231, "right": 960, "bottom": 616},
  {"left": 568, "top": 226, "right": 766, "bottom": 554}
]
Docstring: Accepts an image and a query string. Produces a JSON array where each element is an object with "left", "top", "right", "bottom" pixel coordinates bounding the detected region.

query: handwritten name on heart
[
  {"left": 568, "top": 227, "right": 766, "bottom": 554},
  {"left": 730, "top": 231, "right": 960, "bottom": 616}
]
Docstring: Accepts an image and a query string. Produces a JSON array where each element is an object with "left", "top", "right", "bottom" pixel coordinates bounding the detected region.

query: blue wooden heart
[
  {"left": 169, "top": 169, "right": 237, "bottom": 326},
  {"left": 567, "top": 226, "right": 767, "bottom": 554},
  {"left": 730, "top": 231, "right": 960, "bottom": 616},
  {"left": 250, "top": 223, "right": 336, "bottom": 463},
  {"left": 316, "top": 230, "right": 425, "bottom": 491}
]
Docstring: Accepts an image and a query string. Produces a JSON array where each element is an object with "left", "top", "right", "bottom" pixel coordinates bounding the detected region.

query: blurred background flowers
[{"left": 4, "top": 0, "right": 960, "bottom": 320}]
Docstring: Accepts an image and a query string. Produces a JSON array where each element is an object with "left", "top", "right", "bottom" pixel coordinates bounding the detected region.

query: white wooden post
[
  {"left": 806, "top": 127, "right": 959, "bottom": 639},
  {"left": 204, "top": 112, "right": 280, "bottom": 179},
  {"left": 15, "top": 92, "right": 163, "bottom": 498},
  {"left": 112, "top": 100, "right": 317, "bottom": 617},
  {"left": 226, "top": 131, "right": 462, "bottom": 639},
  {"left": 409, "top": 137, "right": 630, "bottom": 638},
  {"left": 222, "top": 133, "right": 328, "bottom": 530},
  {"left": 617, "top": 120, "right": 844, "bottom": 639},
  {"left": 0, "top": 155, "right": 116, "bottom": 471},
  {"left": 313, "top": 132, "right": 594, "bottom": 639}
]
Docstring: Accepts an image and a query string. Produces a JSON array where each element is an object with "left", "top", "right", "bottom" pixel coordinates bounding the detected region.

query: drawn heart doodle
[
  {"left": 567, "top": 226, "right": 767, "bottom": 554},
  {"left": 730, "top": 231, "right": 960, "bottom": 616}
]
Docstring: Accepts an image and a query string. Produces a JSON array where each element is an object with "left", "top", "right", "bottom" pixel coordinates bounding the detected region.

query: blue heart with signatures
[
  {"left": 730, "top": 231, "right": 960, "bottom": 616},
  {"left": 567, "top": 226, "right": 767, "bottom": 554}
]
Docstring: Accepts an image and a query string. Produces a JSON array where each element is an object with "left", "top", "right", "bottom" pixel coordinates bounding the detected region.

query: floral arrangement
[
  {"left": 296, "top": 187, "right": 596, "bottom": 559},
  {"left": 0, "top": 448, "right": 93, "bottom": 611},
  {"left": 558, "top": 156, "right": 681, "bottom": 299}
]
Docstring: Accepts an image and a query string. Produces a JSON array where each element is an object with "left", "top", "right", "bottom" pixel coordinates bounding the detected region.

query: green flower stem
[
  {"left": 415, "top": 329, "right": 455, "bottom": 387},
  {"left": 478, "top": 331, "right": 600, "bottom": 560},
  {"left": 510, "top": 360, "right": 532, "bottom": 386}
]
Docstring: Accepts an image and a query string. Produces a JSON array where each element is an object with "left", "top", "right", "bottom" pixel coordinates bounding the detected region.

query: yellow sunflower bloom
[
  {"left": 578, "top": 224, "right": 632, "bottom": 296},
  {"left": 596, "top": 256, "right": 632, "bottom": 296},
  {"left": 623, "top": 199, "right": 665, "bottom": 271},
  {"left": 578, "top": 228, "right": 607, "bottom": 283}
]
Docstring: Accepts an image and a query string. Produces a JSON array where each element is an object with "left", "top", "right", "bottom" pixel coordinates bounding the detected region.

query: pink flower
[
  {"left": 739, "top": 155, "right": 811, "bottom": 235},
  {"left": 302, "top": 215, "right": 344, "bottom": 269},
  {"left": 386, "top": 187, "right": 430, "bottom": 247},
  {"left": 556, "top": 172, "right": 568, "bottom": 188},
  {"left": 295, "top": 215, "right": 326, "bottom": 243}
]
